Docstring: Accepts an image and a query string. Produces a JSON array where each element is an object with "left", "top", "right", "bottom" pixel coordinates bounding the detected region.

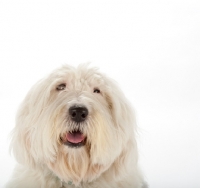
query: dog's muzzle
[{"left": 60, "top": 106, "right": 88, "bottom": 148}]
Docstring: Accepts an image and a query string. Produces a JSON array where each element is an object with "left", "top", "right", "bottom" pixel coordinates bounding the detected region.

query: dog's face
[{"left": 11, "top": 65, "right": 135, "bottom": 185}]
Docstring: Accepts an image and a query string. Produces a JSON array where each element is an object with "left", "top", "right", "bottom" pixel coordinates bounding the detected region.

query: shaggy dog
[{"left": 6, "top": 64, "right": 146, "bottom": 188}]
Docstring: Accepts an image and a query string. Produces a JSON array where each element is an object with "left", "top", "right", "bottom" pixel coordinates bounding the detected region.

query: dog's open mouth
[{"left": 61, "top": 130, "right": 86, "bottom": 148}]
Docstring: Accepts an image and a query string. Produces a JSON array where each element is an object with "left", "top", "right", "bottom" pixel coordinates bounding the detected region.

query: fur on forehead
[{"left": 49, "top": 64, "right": 107, "bottom": 91}]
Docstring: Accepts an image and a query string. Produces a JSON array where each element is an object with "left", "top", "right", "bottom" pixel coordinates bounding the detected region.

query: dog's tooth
[{"left": 73, "top": 125, "right": 76, "bottom": 129}]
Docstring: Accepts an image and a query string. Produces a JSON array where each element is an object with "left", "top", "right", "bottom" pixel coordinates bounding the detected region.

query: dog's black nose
[{"left": 69, "top": 106, "right": 88, "bottom": 122}]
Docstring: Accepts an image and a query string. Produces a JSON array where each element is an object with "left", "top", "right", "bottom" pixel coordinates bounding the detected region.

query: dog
[{"left": 6, "top": 64, "right": 147, "bottom": 188}]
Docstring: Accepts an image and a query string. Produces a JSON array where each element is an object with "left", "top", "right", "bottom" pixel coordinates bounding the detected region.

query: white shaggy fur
[{"left": 6, "top": 64, "right": 147, "bottom": 188}]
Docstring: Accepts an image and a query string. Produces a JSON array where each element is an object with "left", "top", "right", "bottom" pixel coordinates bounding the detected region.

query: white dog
[{"left": 6, "top": 64, "right": 147, "bottom": 188}]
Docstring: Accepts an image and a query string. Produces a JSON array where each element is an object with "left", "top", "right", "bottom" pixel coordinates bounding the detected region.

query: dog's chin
[{"left": 61, "top": 130, "right": 87, "bottom": 148}]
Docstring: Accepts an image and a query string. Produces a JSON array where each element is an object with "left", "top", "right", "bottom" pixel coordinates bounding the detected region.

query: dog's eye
[
  {"left": 93, "top": 88, "right": 100, "bottom": 93},
  {"left": 56, "top": 84, "right": 66, "bottom": 91}
]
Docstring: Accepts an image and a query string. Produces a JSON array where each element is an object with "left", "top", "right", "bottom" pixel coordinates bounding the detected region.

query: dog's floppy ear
[
  {"left": 10, "top": 79, "right": 53, "bottom": 167},
  {"left": 104, "top": 77, "right": 139, "bottom": 177},
  {"left": 10, "top": 96, "right": 36, "bottom": 167},
  {"left": 105, "top": 77, "right": 137, "bottom": 138}
]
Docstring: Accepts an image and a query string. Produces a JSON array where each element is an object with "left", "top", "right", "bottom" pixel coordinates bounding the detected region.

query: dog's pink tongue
[{"left": 66, "top": 132, "right": 85, "bottom": 143}]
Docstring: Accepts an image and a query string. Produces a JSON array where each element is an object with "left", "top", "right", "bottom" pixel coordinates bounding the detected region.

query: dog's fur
[{"left": 6, "top": 64, "right": 146, "bottom": 188}]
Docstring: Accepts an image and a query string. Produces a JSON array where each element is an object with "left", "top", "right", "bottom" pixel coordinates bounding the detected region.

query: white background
[{"left": 0, "top": 0, "right": 200, "bottom": 187}]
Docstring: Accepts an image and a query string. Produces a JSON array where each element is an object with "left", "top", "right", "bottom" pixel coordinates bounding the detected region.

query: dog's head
[{"left": 11, "top": 64, "right": 137, "bottom": 185}]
